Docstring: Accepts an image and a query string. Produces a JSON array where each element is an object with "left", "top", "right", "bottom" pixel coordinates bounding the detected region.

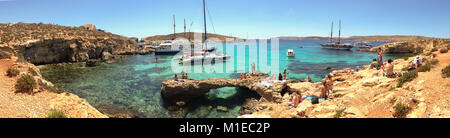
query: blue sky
[{"left": 1, "top": 0, "right": 449, "bottom": 39}]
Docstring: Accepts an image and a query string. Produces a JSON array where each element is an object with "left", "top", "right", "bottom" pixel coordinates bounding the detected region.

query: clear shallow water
[{"left": 41, "top": 40, "right": 410, "bottom": 118}]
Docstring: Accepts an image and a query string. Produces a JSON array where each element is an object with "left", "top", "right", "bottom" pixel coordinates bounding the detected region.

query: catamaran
[{"left": 320, "top": 20, "right": 354, "bottom": 50}]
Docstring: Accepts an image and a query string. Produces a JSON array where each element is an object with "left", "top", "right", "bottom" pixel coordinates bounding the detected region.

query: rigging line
[{"left": 205, "top": 2, "right": 216, "bottom": 34}]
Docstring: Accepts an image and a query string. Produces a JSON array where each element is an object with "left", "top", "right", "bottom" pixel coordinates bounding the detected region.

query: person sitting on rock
[
  {"left": 384, "top": 59, "right": 397, "bottom": 78},
  {"left": 369, "top": 58, "right": 380, "bottom": 70},
  {"left": 306, "top": 76, "right": 312, "bottom": 82},
  {"left": 411, "top": 55, "right": 423, "bottom": 71},
  {"left": 325, "top": 75, "right": 334, "bottom": 93},
  {"left": 279, "top": 73, "right": 283, "bottom": 81},
  {"left": 305, "top": 79, "right": 329, "bottom": 100},
  {"left": 174, "top": 74, "right": 178, "bottom": 81},
  {"left": 288, "top": 91, "right": 302, "bottom": 109},
  {"left": 240, "top": 74, "right": 244, "bottom": 80}
]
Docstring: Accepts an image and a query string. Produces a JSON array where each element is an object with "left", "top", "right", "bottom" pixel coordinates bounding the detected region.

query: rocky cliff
[
  {"left": 0, "top": 54, "right": 107, "bottom": 118},
  {"left": 0, "top": 23, "right": 151, "bottom": 65},
  {"left": 239, "top": 51, "right": 450, "bottom": 118},
  {"left": 370, "top": 39, "right": 450, "bottom": 54}
]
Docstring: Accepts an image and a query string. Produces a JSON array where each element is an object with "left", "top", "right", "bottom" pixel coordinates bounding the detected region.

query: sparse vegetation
[
  {"left": 389, "top": 87, "right": 395, "bottom": 91},
  {"left": 46, "top": 109, "right": 67, "bottom": 118},
  {"left": 393, "top": 103, "right": 410, "bottom": 118},
  {"left": 334, "top": 109, "right": 346, "bottom": 118},
  {"left": 390, "top": 97, "right": 397, "bottom": 104},
  {"left": 15, "top": 74, "right": 37, "bottom": 94},
  {"left": 6, "top": 68, "right": 20, "bottom": 77},
  {"left": 42, "top": 84, "right": 65, "bottom": 94},
  {"left": 440, "top": 48, "right": 448, "bottom": 53},
  {"left": 0, "top": 50, "right": 11, "bottom": 59},
  {"left": 418, "top": 59, "right": 439, "bottom": 72},
  {"left": 418, "top": 63, "right": 431, "bottom": 72},
  {"left": 16, "top": 54, "right": 26, "bottom": 63},
  {"left": 28, "top": 68, "right": 39, "bottom": 76},
  {"left": 442, "top": 65, "right": 450, "bottom": 78},
  {"left": 431, "top": 47, "right": 438, "bottom": 52},
  {"left": 397, "top": 70, "right": 418, "bottom": 87}
]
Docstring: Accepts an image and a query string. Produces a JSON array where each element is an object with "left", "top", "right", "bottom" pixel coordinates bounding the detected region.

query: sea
[{"left": 40, "top": 40, "right": 412, "bottom": 118}]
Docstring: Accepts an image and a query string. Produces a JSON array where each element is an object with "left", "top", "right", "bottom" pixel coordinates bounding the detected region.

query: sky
[{"left": 1, "top": 0, "right": 449, "bottom": 39}]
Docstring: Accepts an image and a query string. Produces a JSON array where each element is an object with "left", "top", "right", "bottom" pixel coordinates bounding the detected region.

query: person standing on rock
[
  {"left": 251, "top": 62, "right": 256, "bottom": 73},
  {"left": 377, "top": 48, "right": 384, "bottom": 67}
]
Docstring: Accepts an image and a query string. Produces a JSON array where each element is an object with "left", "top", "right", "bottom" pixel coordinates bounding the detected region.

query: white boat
[
  {"left": 287, "top": 49, "right": 295, "bottom": 57},
  {"left": 320, "top": 20, "right": 354, "bottom": 50},
  {"left": 159, "top": 40, "right": 172, "bottom": 47},
  {"left": 355, "top": 41, "right": 372, "bottom": 49},
  {"left": 179, "top": 54, "right": 231, "bottom": 64}
]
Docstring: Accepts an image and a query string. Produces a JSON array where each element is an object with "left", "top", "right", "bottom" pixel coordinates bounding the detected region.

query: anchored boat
[
  {"left": 320, "top": 20, "right": 354, "bottom": 50},
  {"left": 287, "top": 49, "right": 295, "bottom": 57}
]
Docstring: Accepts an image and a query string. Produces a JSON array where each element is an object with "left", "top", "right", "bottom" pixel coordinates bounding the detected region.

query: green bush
[
  {"left": 334, "top": 109, "right": 346, "bottom": 118},
  {"left": 6, "top": 68, "right": 20, "bottom": 77},
  {"left": 442, "top": 65, "right": 450, "bottom": 78},
  {"left": 28, "top": 68, "right": 39, "bottom": 76},
  {"left": 15, "top": 74, "right": 37, "bottom": 94},
  {"left": 42, "top": 84, "right": 65, "bottom": 94},
  {"left": 418, "top": 63, "right": 431, "bottom": 72},
  {"left": 46, "top": 109, "right": 67, "bottom": 118},
  {"left": 397, "top": 70, "right": 418, "bottom": 87},
  {"left": 440, "top": 48, "right": 448, "bottom": 53},
  {"left": 429, "top": 59, "right": 439, "bottom": 65},
  {"left": 431, "top": 47, "right": 438, "bottom": 52},
  {"left": 393, "top": 103, "right": 410, "bottom": 118}
]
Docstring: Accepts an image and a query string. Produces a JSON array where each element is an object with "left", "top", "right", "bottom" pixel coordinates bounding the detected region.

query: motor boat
[{"left": 287, "top": 49, "right": 295, "bottom": 57}]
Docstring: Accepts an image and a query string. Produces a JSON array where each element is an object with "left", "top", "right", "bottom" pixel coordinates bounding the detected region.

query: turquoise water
[{"left": 42, "top": 40, "right": 409, "bottom": 118}]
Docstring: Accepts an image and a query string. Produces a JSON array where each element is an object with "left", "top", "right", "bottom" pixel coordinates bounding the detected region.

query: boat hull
[
  {"left": 320, "top": 43, "right": 353, "bottom": 50},
  {"left": 180, "top": 56, "right": 231, "bottom": 65}
]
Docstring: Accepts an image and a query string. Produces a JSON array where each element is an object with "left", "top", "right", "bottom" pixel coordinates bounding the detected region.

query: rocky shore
[
  {"left": 0, "top": 23, "right": 153, "bottom": 65},
  {"left": 239, "top": 39, "right": 450, "bottom": 118},
  {"left": 0, "top": 22, "right": 156, "bottom": 118},
  {"left": 0, "top": 55, "right": 107, "bottom": 118}
]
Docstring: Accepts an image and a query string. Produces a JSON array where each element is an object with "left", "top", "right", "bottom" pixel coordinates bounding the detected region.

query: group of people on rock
[
  {"left": 288, "top": 75, "right": 334, "bottom": 108},
  {"left": 239, "top": 74, "right": 248, "bottom": 80},
  {"left": 369, "top": 48, "right": 424, "bottom": 78},
  {"left": 174, "top": 73, "right": 189, "bottom": 81},
  {"left": 369, "top": 48, "right": 396, "bottom": 78}
]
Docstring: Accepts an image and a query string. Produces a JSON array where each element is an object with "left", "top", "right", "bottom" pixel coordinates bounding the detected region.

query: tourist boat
[
  {"left": 320, "top": 20, "right": 354, "bottom": 50},
  {"left": 287, "top": 49, "right": 295, "bottom": 57}
]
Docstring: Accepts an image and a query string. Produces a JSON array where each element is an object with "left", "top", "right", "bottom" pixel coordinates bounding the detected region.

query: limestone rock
[{"left": 81, "top": 24, "right": 96, "bottom": 31}]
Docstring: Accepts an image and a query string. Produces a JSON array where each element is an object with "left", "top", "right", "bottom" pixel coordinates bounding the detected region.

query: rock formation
[
  {"left": 370, "top": 39, "right": 450, "bottom": 54},
  {"left": 161, "top": 73, "right": 287, "bottom": 105},
  {"left": 239, "top": 51, "right": 450, "bottom": 118},
  {"left": 0, "top": 23, "right": 153, "bottom": 65},
  {"left": 81, "top": 24, "right": 96, "bottom": 31}
]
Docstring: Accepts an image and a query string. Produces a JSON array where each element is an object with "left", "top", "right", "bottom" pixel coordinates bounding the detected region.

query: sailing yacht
[
  {"left": 320, "top": 20, "right": 354, "bottom": 50},
  {"left": 178, "top": 0, "right": 230, "bottom": 65}
]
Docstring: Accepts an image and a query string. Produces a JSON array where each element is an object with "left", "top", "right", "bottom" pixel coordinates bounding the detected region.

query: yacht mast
[
  {"left": 338, "top": 20, "right": 341, "bottom": 44},
  {"left": 173, "top": 15, "right": 176, "bottom": 40},
  {"left": 330, "top": 22, "right": 334, "bottom": 43},
  {"left": 203, "top": 0, "right": 208, "bottom": 48}
]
